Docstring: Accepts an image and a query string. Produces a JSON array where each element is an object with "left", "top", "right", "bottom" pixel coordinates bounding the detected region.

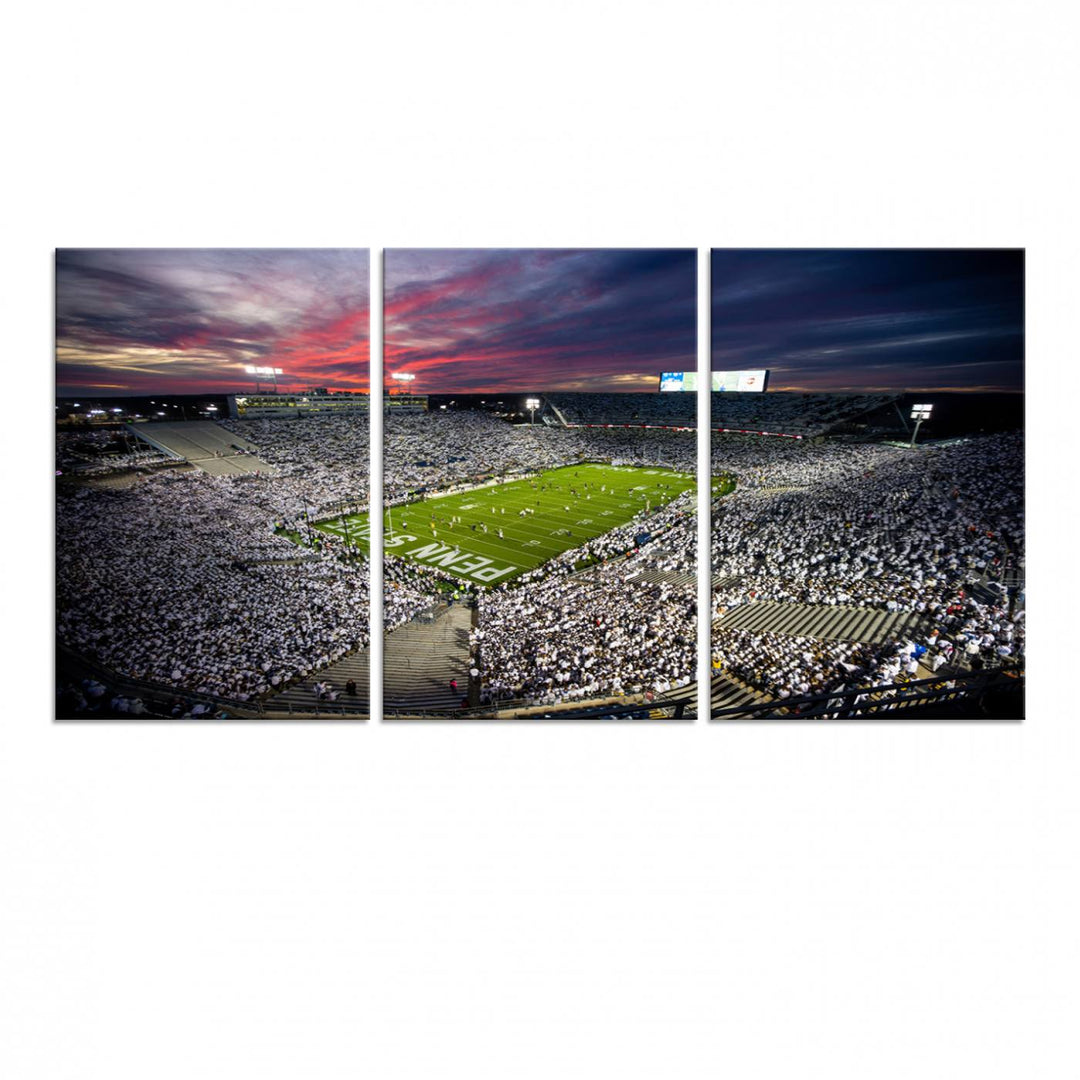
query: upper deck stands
[
  {"left": 711, "top": 392, "right": 898, "bottom": 436},
  {"left": 545, "top": 392, "right": 697, "bottom": 427},
  {"left": 127, "top": 421, "right": 275, "bottom": 474},
  {"left": 542, "top": 391, "right": 898, "bottom": 436}
]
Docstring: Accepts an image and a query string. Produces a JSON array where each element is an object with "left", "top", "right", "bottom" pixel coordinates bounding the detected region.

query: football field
[{"left": 312, "top": 463, "right": 700, "bottom": 586}]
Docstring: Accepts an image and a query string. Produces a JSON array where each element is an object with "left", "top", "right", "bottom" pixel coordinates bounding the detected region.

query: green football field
[{"left": 311, "top": 463, "right": 701, "bottom": 586}]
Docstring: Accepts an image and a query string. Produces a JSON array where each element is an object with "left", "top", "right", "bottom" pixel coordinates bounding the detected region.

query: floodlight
[{"left": 908, "top": 402, "right": 933, "bottom": 448}]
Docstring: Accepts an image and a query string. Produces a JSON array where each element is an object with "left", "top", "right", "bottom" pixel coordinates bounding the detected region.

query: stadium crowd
[
  {"left": 471, "top": 493, "right": 697, "bottom": 705},
  {"left": 383, "top": 411, "right": 695, "bottom": 501},
  {"left": 57, "top": 407, "right": 703, "bottom": 712},
  {"left": 711, "top": 431, "right": 1025, "bottom": 701},
  {"left": 712, "top": 629, "right": 919, "bottom": 703},
  {"left": 56, "top": 398, "right": 1025, "bottom": 717},
  {"left": 380, "top": 412, "right": 702, "bottom": 707},
  {"left": 56, "top": 471, "right": 372, "bottom": 701},
  {"left": 547, "top": 389, "right": 896, "bottom": 435},
  {"left": 223, "top": 413, "right": 370, "bottom": 509},
  {"left": 711, "top": 391, "right": 896, "bottom": 435},
  {"left": 57, "top": 429, "right": 173, "bottom": 476}
]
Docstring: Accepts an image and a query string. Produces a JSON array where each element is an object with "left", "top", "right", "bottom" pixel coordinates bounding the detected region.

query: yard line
[{"left": 310, "top": 464, "right": 697, "bottom": 584}]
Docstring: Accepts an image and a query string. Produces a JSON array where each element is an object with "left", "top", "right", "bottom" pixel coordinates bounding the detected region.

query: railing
[
  {"left": 382, "top": 697, "right": 691, "bottom": 720},
  {"left": 406, "top": 601, "right": 448, "bottom": 625},
  {"left": 63, "top": 646, "right": 1018, "bottom": 722},
  {"left": 56, "top": 644, "right": 271, "bottom": 719},
  {"left": 60, "top": 628, "right": 691, "bottom": 721},
  {"left": 710, "top": 669, "right": 1022, "bottom": 720}
]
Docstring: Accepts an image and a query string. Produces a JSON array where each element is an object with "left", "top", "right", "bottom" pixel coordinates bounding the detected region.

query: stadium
[
  {"left": 53, "top": 247, "right": 1024, "bottom": 721},
  {"left": 377, "top": 393, "right": 701, "bottom": 718},
  {"left": 53, "top": 382, "right": 1024, "bottom": 720},
  {"left": 707, "top": 248, "right": 1026, "bottom": 720},
  {"left": 54, "top": 388, "right": 703, "bottom": 719},
  {"left": 708, "top": 389, "right": 1024, "bottom": 719},
  {"left": 54, "top": 247, "right": 375, "bottom": 720},
  {"left": 55, "top": 391, "right": 375, "bottom": 718},
  {"left": 53, "top": 246, "right": 712, "bottom": 720}
]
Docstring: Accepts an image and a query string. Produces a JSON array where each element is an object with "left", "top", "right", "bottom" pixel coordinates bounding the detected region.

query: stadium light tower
[
  {"left": 391, "top": 371, "right": 416, "bottom": 395},
  {"left": 244, "top": 365, "right": 284, "bottom": 393},
  {"left": 526, "top": 397, "right": 541, "bottom": 426},
  {"left": 910, "top": 403, "right": 933, "bottom": 448}
]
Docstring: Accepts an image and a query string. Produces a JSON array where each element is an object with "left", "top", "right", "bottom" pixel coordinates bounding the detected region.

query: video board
[
  {"left": 659, "top": 371, "right": 698, "bottom": 392},
  {"left": 711, "top": 369, "right": 769, "bottom": 392}
]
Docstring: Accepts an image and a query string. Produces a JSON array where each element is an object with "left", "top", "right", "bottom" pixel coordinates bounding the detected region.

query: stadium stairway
[
  {"left": 649, "top": 681, "right": 698, "bottom": 717},
  {"left": 270, "top": 650, "right": 373, "bottom": 713},
  {"left": 267, "top": 605, "right": 474, "bottom": 715},
  {"left": 625, "top": 567, "right": 696, "bottom": 588},
  {"left": 712, "top": 573, "right": 742, "bottom": 591},
  {"left": 714, "top": 601, "right": 925, "bottom": 644},
  {"left": 383, "top": 604, "right": 473, "bottom": 712},
  {"left": 711, "top": 671, "right": 772, "bottom": 717},
  {"left": 653, "top": 673, "right": 767, "bottom": 718}
]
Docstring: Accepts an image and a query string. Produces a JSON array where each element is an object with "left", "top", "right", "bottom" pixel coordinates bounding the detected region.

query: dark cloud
[
  {"left": 711, "top": 249, "right": 1024, "bottom": 391},
  {"left": 385, "top": 249, "right": 696, "bottom": 392},
  {"left": 56, "top": 249, "right": 369, "bottom": 394}
]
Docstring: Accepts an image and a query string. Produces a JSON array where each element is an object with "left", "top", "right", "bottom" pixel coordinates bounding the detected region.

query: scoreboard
[
  {"left": 712, "top": 369, "right": 769, "bottom": 392},
  {"left": 659, "top": 369, "right": 769, "bottom": 392},
  {"left": 659, "top": 371, "right": 697, "bottom": 392}
]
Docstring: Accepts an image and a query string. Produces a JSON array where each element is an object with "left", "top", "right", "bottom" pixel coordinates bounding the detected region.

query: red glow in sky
[
  {"left": 385, "top": 249, "right": 696, "bottom": 393},
  {"left": 56, "top": 249, "right": 370, "bottom": 395}
]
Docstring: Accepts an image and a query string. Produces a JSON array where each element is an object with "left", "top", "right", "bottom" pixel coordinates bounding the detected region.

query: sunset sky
[
  {"left": 712, "top": 249, "right": 1024, "bottom": 392},
  {"left": 55, "top": 248, "right": 1019, "bottom": 398},
  {"left": 55, "top": 249, "right": 369, "bottom": 395},
  {"left": 385, "top": 249, "right": 696, "bottom": 393}
]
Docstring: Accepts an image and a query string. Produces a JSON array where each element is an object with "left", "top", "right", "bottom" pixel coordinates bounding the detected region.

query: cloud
[
  {"left": 385, "top": 249, "right": 695, "bottom": 392},
  {"left": 710, "top": 249, "right": 1024, "bottom": 392},
  {"left": 56, "top": 249, "right": 369, "bottom": 394}
]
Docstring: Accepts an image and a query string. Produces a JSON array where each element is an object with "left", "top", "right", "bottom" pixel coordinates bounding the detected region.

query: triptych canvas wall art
[{"left": 54, "top": 247, "right": 1024, "bottom": 721}]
